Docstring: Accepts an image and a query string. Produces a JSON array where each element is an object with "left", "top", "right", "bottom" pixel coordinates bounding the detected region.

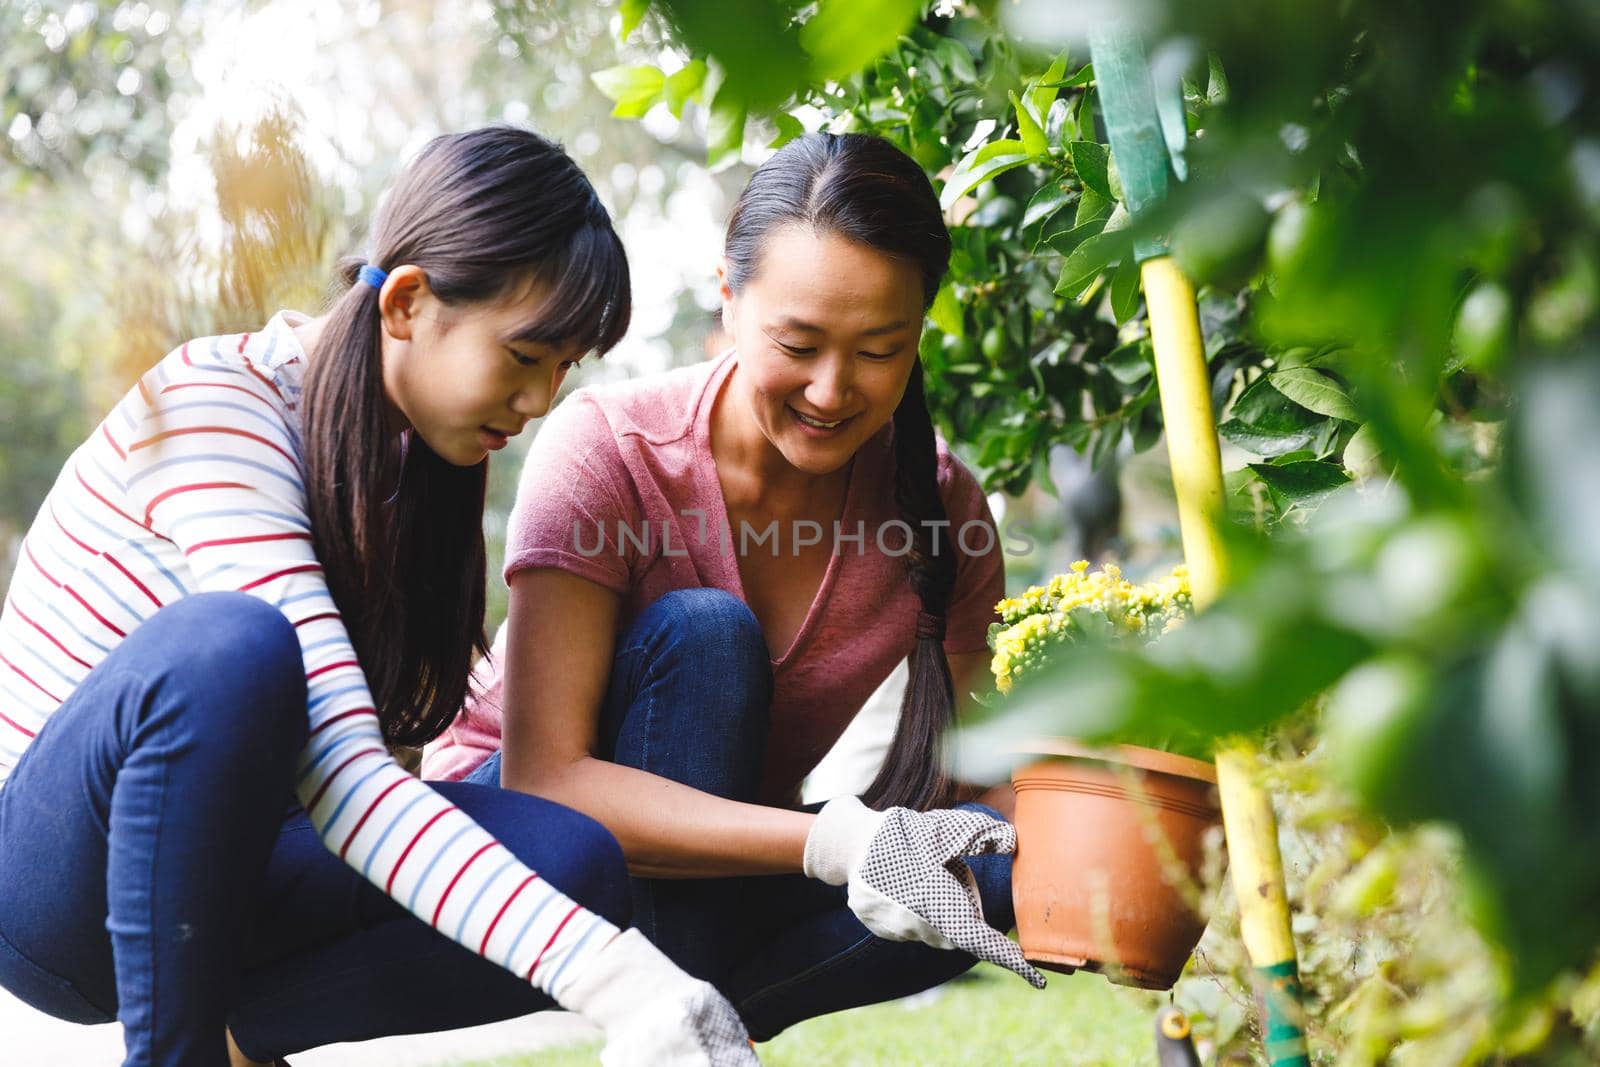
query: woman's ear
[
  {"left": 716, "top": 258, "right": 736, "bottom": 332},
  {"left": 378, "top": 264, "right": 431, "bottom": 342}
]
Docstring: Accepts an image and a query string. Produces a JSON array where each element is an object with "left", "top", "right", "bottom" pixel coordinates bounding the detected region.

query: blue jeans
[
  {"left": 467, "top": 588, "right": 1015, "bottom": 1041},
  {"left": 0, "top": 593, "right": 630, "bottom": 1066}
]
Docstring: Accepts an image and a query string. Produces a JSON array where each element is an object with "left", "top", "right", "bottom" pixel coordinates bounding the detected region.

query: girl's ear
[{"left": 378, "top": 265, "right": 432, "bottom": 342}]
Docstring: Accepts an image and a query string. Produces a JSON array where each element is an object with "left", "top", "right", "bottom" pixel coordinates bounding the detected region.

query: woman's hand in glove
[
  {"left": 559, "top": 928, "right": 759, "bottom": 1067},
  {"left": 802, "top": 795, "right": 1046, "bottom": 989}
]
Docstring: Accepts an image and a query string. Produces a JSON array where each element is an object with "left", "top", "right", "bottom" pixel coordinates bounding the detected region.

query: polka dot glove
[
  {"left": 560, "top": 928, "right": 759, "bottom": 1066},
  {"left": 803, "top": 796, "right": 1047, "bottom": 989}
]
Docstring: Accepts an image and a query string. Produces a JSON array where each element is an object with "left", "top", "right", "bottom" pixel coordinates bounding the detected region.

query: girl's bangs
[{"left": 509, "top": 222, "right": 632, "bottom": 356}]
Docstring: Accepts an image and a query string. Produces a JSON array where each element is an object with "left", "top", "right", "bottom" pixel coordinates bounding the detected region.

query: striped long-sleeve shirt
[{"left": 0, "top": 310, "right": 615, "bottom": 999}]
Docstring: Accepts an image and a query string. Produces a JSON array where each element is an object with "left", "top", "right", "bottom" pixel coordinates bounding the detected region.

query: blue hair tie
[{"left": 357, "top": 263, "right": 388, "bottom": 289}]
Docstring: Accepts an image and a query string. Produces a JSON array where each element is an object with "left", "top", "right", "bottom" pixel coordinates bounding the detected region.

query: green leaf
[
  {"left": 940, "top": 140, "right": 1031, "bottom": 211},
  {"left": 1061, "top": 61, "right": 1095, "bottom": 88},
  {"left": 1022, "top": 182, "right": 1072, "bottom": 229},
  {"left": 1344, "top": 421, "right": 1383, "bottom": 477},
  {"left": 1109, "top": 256, "right": 1142, "bottom": 324},
  {"left": 1043, "top": 219, "right": 1106, "bottom": 257},
  {"left": 1269, "top": 366, "right": 1360, "bottom": 421},
  {"left": 1074, "top": 187, "right": 1112, "bottom": 227},
  {"left": 929, "top": 283, "right": 964, "bottom": 337},
  {"left": 705, "top": 84, "right": 747, "bottom": 171},
  {"left": 1218, "top": 420, "right": 1316, "bottom": 457},
  {"left": 1248, "top": 460, "right": 1351, "bottom": 507},
  {"left": 1027, "top": 51, "right": 1071, "bottom": 117},
  {"left": 768, "top": 111, "right": 804, "bottom": 149},
  {"left": 1053, "top": 229, "right": 1132, "bottom": 298},
  {"left": 936, "top": 37, "right": 977, "bottom": 83},
  {"left": 1102, "top": 340, "right": 1153, "bottom": 384},
  {"left": 975, "top": 137, "right": 1027, "bottom": 163},
  {"left": 1229, "top": 374, "right": 1321, "bottom": 433},
  {"left": 591, "top": 64, "right": 666, "bottom": 118},
  {"left": 620, "top": 0, "right": 651, "bottom": 42},
  {"left": 1010, "top": 91, "right": 1048, "bottom": 157},
  {"left": 799, "top": 0, "right": 922, "bottom": 82},
  {"left": 663, "top": 59, "right": 708, "bottom": 118},
  {"left": 1069, "top": 140, "right": 1112, "bottom": 201}
]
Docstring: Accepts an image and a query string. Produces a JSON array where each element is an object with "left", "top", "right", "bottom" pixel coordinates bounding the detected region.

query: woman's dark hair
[
  {"left": 303, "top": 126, "right": 630, "bottom": 748},
  {"left": 724, "top": 133, "right": 957, "bottom": 811}
]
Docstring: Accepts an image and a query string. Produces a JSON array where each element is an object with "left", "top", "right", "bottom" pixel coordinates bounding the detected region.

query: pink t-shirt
[{"left": 422, "top": 352, "right": 1005, "bottom": 803}]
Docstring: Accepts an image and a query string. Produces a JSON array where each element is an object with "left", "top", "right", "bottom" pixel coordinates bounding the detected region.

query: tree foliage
[{"left": 601, "top": 0, "right": 1600, "bottom": 1057}]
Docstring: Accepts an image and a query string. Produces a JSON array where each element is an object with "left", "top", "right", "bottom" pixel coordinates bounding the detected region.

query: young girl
[
  {"left": 424, "top": 132, "right": 1045, "bottom": 1037},
  {"left": 0, "top": 127, "right": 756, "bottom": 1067}
]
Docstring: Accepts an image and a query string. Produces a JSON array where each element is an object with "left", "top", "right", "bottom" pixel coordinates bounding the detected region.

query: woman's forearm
[{"left": 504, "top": 755, "right": 816, "bottom": 878}]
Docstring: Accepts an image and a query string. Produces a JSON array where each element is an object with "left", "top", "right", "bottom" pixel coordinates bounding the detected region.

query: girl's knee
[{"left": 149, "top": 594, "right": 307, "bottom": 755}]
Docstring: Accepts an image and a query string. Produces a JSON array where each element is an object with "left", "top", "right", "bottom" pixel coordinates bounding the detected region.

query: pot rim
[{"left": 1008, "top": 737, "right": 1218, "bottom": 784}]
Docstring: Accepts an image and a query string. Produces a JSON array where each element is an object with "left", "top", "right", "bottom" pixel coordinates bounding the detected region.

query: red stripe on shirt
[
  {"left": 306, "top": 659, "right": 360, "bottom": 681},
  {"left": 479, "top": 874, "right": 540, "bottom": 956},
  {"left": 385, "top": 806, "right": 458, "bottom": 895},
  {"left": 49, "top": 504, "right": 96, "bottom": 556},
  {"left": 143, "top": 482, "right": 251, "bottom": 526},
  {"left": 526, "top": 905, "right": 583, "bottom": 982},
  {"left": 338, "top": 777, "right": 407, "bottom": 860},
  {"left": 244, "top": 360, "right": 285, "bottom": 401},
  {"left": 238, "top": 563, "right": 322, "bottom": 592},
  {"left": 431, "top": 842, "right": 497, "bottom": 927},
  {"left": 0, "top": 707, "right": 39, "bottom": 739},
  {"left": 0, "top": 651, "right": 59, "bottom": 708},
  {"left": 64, "top": 585, "right": 127, "bottom": 637},
  {"left": 308, "top": 706, "right": 376, "bottom": 738},
  {"left": 159, "top": 380, "right": 275, "bottom": 405},
  {"left": 185, "top": 531, "right": 312, "bottom": 554},
  {"left": 23, "top": 541, "right": 60, "bottom": 588},
  {"left": 129, "top": 426, "right": 298, "bottom": 468},
  {"left": 293, "top": 611, "right": 342, "bottom": 629},
  {"left": 9, "top": 604, "right": 93, "bottom": 670},
  {"left": 101, "top": 424, "right": 126, "bottom": 460},
  {"left": 74, "top": 468, "right": 147, "bottom": 531},
  {"left": 304, "top": 746, "right": 385, "bottom": 813},
  {"left": 104, "top": 553, "right": 164, "bottom": 609}
]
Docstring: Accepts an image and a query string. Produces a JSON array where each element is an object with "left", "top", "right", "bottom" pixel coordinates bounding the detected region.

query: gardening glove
[
  {"left": 559, "top": 928, "right": 759, "bottom": 1067},
  {"left": 803, "top": 796, "right": 1047, "bottom": 989}
]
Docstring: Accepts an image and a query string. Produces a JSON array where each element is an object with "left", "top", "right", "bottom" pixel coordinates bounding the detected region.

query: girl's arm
[{"left": 500, "top": 567, "right": 815, "bottom": 878}]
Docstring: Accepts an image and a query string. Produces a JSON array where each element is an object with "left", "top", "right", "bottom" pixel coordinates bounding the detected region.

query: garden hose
[{"left": 1088, "top": 25, "right": 1310, "bottom": 1067}]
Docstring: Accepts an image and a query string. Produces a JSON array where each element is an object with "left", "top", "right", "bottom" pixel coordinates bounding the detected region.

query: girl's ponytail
[{"left": 303, "top": 128, "right": 628, "bottom": 748}]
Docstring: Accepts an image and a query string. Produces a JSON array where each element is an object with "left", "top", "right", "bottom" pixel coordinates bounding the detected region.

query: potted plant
[{"left": 989, "top": 561, "right": 1221, "bottom": 991}]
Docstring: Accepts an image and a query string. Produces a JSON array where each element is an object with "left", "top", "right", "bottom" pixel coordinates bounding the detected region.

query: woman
[
  {"left": 0, "top": 127, "right": 755, "bottom": 1067},
  {"left": 424, "top": 132, "right": 1044, "bottom": 1038}
]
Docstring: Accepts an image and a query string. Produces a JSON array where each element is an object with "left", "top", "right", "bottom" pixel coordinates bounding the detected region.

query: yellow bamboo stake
[
  {"left": 1141, "top": 253, "right": 1310, "bottom": 1067},
  {"left": 1140, "top": 257, "right": 1228, "bottom": 608}
]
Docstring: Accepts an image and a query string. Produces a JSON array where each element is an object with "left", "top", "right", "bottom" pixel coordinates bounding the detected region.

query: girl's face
[
  {"left": 377, "top": 268, "right": 583, "bottom": 466},
  {"left": 721, "top": 224, "right": 925, "bottom": 478}
]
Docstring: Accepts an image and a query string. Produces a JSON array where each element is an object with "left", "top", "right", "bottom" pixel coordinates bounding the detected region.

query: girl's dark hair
[
  {"left": 724, "top": 133, "right": 956, "bottom": 811},
  {"left": 304, "top": 126, "right": 630, "bottom": 748}
]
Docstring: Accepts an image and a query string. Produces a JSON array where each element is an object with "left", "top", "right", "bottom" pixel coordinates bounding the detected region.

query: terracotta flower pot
[{"left": 1010, "top": 739, "right": 1222, "bottom": 990}]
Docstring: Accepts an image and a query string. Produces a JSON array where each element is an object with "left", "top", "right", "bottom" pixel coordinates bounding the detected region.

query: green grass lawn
[{"left": 447, "top": 964, "right": 1164, "bottom": 1067}]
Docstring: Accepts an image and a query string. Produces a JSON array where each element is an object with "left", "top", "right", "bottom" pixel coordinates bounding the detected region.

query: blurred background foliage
[{"left": 6, "top": 0, "right": 1600, "bottom": 1062}]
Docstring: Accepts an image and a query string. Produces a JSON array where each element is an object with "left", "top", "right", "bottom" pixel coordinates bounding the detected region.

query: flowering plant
[{"left": 989, "top": 561, "right": 1193, "bottom": 696}]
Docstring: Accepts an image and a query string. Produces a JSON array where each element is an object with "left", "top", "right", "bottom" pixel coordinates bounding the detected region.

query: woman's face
[
  {"left": 722, "top": 224, "right": 925, "bottom": 478},
  {"left": 378, "top": 268, "right": 583, "bottom": 466}
]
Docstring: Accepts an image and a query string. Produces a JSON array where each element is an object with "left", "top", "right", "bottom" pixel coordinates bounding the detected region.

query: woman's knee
[{"left": 634, "top": 589, "right": 768, "bottom": 691}]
